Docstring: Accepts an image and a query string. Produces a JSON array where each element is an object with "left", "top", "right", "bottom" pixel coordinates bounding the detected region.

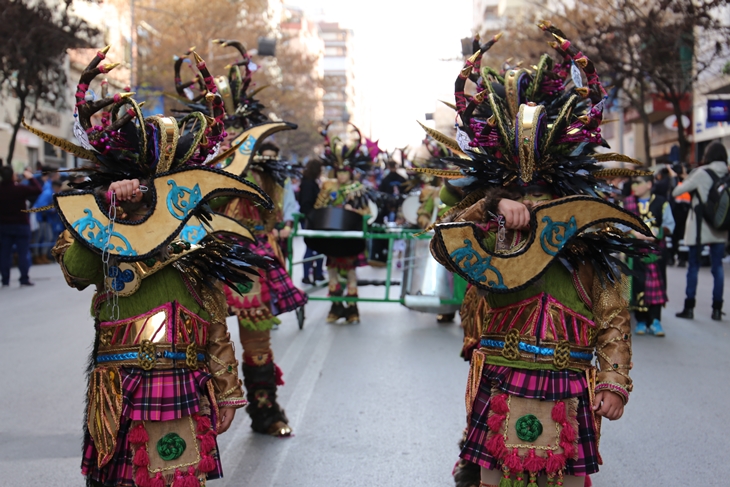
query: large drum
[
  {"left": 400, "top": 237, "right": 462, "bottom": 314},
  {"left": 304, "top": 207, "right": 366, "bottom": 257}
]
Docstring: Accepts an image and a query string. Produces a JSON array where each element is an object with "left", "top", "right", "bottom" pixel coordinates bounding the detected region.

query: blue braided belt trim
[
  {"left": 97, "top": 351, "right": 205, "bottom": 363},
  {"left": 480, "top": 338, "right": 594, "bottom": 361}
]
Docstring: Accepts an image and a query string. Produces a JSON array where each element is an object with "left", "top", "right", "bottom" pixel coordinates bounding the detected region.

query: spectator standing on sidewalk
[
  {"left": 298, "top": 159, "right": 325, "bottom": 284},
  {"left": 672, "top": 142, "right": 729, "bottom": 320},
  {"left": 30, "top": 167, "right": 59, "bottom": 264},
  {"left": 0, "top": 164, "right": 42, "bottom": 287}
]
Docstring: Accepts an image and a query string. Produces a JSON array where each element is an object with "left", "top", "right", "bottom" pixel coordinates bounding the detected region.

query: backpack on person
[{"left": 699, "top": 168, "right": 730, "bottom": 231}]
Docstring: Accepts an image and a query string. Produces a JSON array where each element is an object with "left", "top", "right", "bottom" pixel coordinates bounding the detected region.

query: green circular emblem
[
  {"left": 515, "top": 414, "right": 543, "bottom": 442},
  {"left": 236, "top": 281, "right": 254, "bottom": 295},
  {"left": 156, "top": 432, "right": 186, "bottom": 461}
]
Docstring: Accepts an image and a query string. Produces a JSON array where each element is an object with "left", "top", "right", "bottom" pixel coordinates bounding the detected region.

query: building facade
[{"left": 319, "top": 22, "right": 357, "bottom": 137}]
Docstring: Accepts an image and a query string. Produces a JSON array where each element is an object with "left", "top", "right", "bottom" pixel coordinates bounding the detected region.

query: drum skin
[{"left": 304, "top": 207, "right": 366, "bottom": 257}]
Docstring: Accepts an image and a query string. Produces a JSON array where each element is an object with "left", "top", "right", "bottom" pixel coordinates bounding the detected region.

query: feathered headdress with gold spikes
[
  {"left": 319, "top": 122, "right": 378, "bottom": 173},
  {"left": 421, "top": 23, "right": 650, "bottom": 198}
]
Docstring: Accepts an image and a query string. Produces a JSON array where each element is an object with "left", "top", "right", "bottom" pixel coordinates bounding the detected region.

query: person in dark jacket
[
  {"left": 0, "top": 165, "right": 42, "bottom": 287},
  {"left": 298, "top": 159, "right": 324, "bottom": 284}
]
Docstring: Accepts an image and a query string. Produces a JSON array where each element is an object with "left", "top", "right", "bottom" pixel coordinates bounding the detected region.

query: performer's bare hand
[
  {"left": 217, "top": 407, "right": 236, "bottom": 433},
  {"left": 279, "top": 226, "right": 292, "bottom": 239},
  {"left": 344, "top": 204, "right": 354, "bottom": 211},
  {"left": 497, "top": 199, "right": 531, "bottom": 229},
  {"left": 593, "top": 391, "right": 624, "bottom": 420},
  {"left": 108, "top": 179, "right": 143, "bottom": 203}
]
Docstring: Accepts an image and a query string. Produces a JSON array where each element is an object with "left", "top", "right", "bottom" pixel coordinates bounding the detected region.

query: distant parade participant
[
  {"left": 313, "top": 123, "right": 379, "bottom": 324},
  {"left": 426, "top": 25, "right": 655, "bottom": 487},
  {"left": 623, "top": 174, "right": 674, "bottom": 336},
  {"left": 36, "top": 49, "right": 270, "bottom": 487},
  {"left": 176, "top": 39, "right": 308, "bottom": 437},
  {"left": 218, "top": 139, "right": 307, "bottom": 437}
]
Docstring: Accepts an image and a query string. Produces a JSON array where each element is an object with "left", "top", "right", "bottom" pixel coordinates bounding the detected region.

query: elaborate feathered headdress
[
  {"left": 421, "top": 23, "right": 650, "bottom": 197},
  {"left": 319, "top": 122, "right": 379, "bottom": 173},
  {"left": 428, "top": 25, "right": 656, "bottom": 293},
  {"left": 22, "top": 48, "right": 272, "bottom": 290},
  {"left": 171, "top": 40, "right": 299, "bottom": 186},
  {"left": 173, "top": 40, "right": 269, "bottom": 130}
]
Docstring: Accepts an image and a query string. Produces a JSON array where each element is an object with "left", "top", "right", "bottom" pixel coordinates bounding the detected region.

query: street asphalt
[{"left": 1, "top": 239, "right": 728, "bottom": 486}]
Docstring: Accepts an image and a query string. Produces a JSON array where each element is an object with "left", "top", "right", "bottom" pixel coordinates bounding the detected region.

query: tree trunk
[
  {"left": 670, "top": 95, "right": 690, "bottom": 162},
  {"left": 637, "top": 82, "right": 652, "bottom": 165},
  {"left": 6, "top": 91, "right": 28, "bottom": 166}
]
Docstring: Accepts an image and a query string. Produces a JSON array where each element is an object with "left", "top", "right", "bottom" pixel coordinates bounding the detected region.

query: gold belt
[
  {"left": 95, "top": 342, "right": 207, "bottom": 370},
  {"left": 480, "top": 330, "right": 594, "bottom": 370}
]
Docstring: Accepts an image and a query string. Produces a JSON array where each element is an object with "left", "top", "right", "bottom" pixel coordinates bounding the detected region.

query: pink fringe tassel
[
  {"left": 199, "top": 454, "right": 217, "bottom": 473},
  {"left": 133, "top": 446, "right": 150, "bottom": 467},
  {"left": 551, "top": 401, "right": 567, "bottom": 424},
  {"left": 504, "top": 448, "right": 523, "bottom": 472},
  {"left": 487, "top": 413, "right": 506, "bottom": 432},
  {"left": 560, "top": 423, "right": 577, "bottom": 443},
  {"left": 197, "top": 431, "right": 216, "bottom": 453},
  {"left": 134, "top": 466, "right": 151, "bottom": 487},
  {"left": 129, "top": 423, "right": 149, "bottom": 445},
  {"left": 522, "top": 449, "right": 546, "bottom": 474},
  {"left": 149, "top": 473, "right": 165, "bottom": 487},
  {"left": 545, "top": 451, "right": 566, "bottom": 474},
  {"left": 486, "top": 432, "right": 507, "bottom": 460},
  {"left": 491, "top": 394, "right": 509, "bottom": 415},
  {"left": 195, "top": 415, "right": 212, "bottom": 434}
]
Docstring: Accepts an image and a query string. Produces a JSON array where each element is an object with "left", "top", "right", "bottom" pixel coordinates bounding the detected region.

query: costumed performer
[
  {"left": 175, "top": 39, "right": 308, "bottom": 437},
  {"left": 623, "top": 174, "right": 674, "bottom": 336},
  {"left": 313, "top": 123, "right": 379, "bottom": 324},
  {"left": 425, "top": 23, "right": 656, "bottom": 487},
  {"left": 37, "top": 48, "right": 272, "bottom": 487}
]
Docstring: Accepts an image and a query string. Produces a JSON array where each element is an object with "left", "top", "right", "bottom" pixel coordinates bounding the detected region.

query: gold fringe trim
[{"left": 22, "top": 119, "right": 99, "bottom": 162}]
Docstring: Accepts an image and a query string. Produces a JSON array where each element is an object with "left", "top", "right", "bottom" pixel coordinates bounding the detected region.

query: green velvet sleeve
[
  {"left": 63, "top": 241, "right": 104, "bottom": 284},
  {"left": 439, "top": 184, "right": 462, "bottom": 208}
]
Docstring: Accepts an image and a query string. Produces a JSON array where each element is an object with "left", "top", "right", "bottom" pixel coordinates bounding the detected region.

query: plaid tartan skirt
[
  {"left": 326, "top": 253, "right": 368, "bottom": 270},
  {"left": 81, "top": 368, "right": 223, "bottom": 486},
  {"left": 253, "top": 236, "right": 308, "bottom": 315},
  {"left": 630, "top": 258, "right": 667, "bottom": 307},
  {"left": 461, "top": 365, "right": 599, "bottom": 477}
]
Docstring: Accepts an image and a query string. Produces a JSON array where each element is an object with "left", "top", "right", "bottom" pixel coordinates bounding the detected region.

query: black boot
[
  {"left": 712, "top": 300, "right": 724, "bottom": 321},
  {"left": 345, "top": 302, "right": 360, "bottom": 323},
  {"left": 242, "top": 362, "right": 292, "bottom": 436},
  {"left": 327, "top": 301, "right": 345, "bottom": 323},
  {"left": 675, "top": 298, "right": 695, "bottom": 319}
]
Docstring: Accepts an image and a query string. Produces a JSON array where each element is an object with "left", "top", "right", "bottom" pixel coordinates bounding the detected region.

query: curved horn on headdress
[
  {"left": 215, "top": 39, "right": 254, "bottom": 94},
  {"left": 548, "top": 33, "right": 606, "bottom": 104},
  {"left": 75, "top": 46, "right": 123, "bottom": 132},
  {"left": 455, "top": 49, "right": 482, "bottom": 121},
  {"left": 469, "top": 33, "right": 502, "bottom": 84},
  {"left": 344, "top": 123, "right": 363, "bottom": 159},
  {"left": 173, "top": 55, "right": 201, "bottom": 100}
]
